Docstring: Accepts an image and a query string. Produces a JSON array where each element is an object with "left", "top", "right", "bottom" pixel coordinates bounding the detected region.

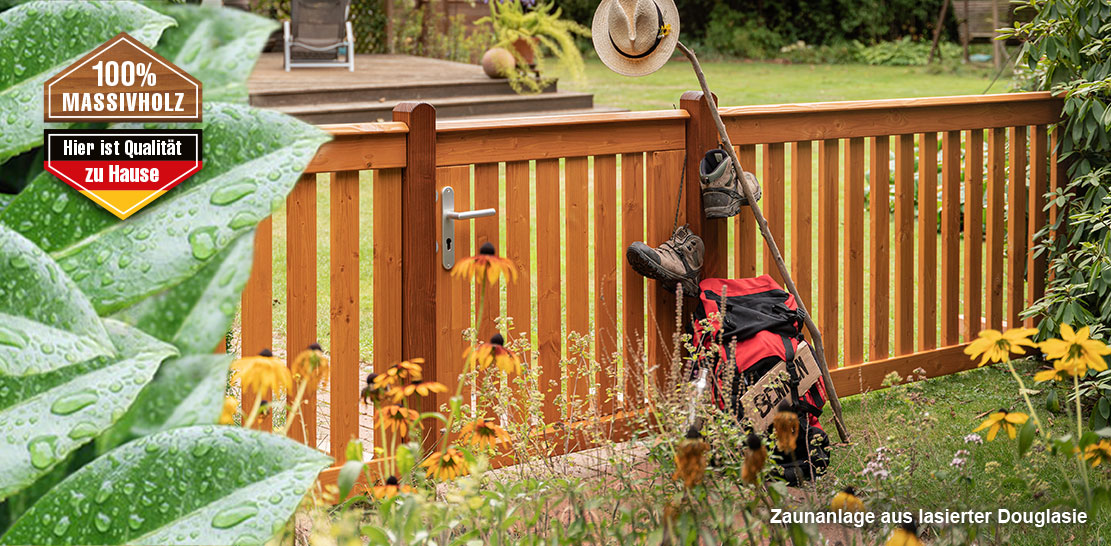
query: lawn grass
[
  {"left": 818, "top": 359, "right": 1111, "bottom": 544},
  {"left": 566, "top": 58, "right": 1007, "bottom": 111}
]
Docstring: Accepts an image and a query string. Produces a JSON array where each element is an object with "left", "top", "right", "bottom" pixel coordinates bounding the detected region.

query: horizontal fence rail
[{"left": 236, "top": 92, "right": 1063, "bottom": 486}]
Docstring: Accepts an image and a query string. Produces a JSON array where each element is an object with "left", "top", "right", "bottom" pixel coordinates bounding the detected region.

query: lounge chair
[{"left": 284, "top": 0, "right": 355, "bottom": 72}]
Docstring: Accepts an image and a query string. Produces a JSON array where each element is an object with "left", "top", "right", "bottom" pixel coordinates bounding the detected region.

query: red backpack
[{"left": 692, "top": 275, "right": 830, "bottom": 482}]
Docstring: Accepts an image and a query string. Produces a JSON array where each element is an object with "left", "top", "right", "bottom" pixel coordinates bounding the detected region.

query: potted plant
[{"left": 477, "top": 0, "right": 590, "bottom": 93}]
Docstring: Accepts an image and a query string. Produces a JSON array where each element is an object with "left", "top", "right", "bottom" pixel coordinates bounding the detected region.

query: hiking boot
[
  {"left": 626, "top": 225, "right": 704, "bottom": 297},
  {"left": 699, "top": 148, "right": 762, "bottom": 218}
]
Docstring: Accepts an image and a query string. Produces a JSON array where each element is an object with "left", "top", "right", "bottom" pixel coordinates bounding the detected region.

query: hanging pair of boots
[{"left": 625, "top": 149, "right": 762, "bottom": 297}]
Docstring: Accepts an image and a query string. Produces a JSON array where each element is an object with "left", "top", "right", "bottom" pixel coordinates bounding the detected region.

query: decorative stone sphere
[{"left": 481, "top": 47, "right": 516, "bottom": 79}]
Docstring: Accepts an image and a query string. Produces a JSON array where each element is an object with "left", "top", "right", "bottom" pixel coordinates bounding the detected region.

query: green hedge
[{"left": 556, "top": 0, "right": 958, "bottom": 56}]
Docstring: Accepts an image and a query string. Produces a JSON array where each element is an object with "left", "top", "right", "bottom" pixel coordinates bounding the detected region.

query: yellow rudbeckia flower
[
  {"left": 459, "top": 419, "right": 511, "bottom": 450},
  {"left": 1085, "top": 440, "right": 1111, "bottom": 468},
  {"left": 1039, "top": 324, "right": 1111, "bottom": 376},
  {"left": 421, "top": 448, "right": 468, "bottom": 481},
  {"left": 230, "top": 349, "right": 293, "bottom": 395},
  {"left": 964, "top": 328, "right": 1038, "bottom": 366},
  {"left": 973, "top": 409, "right": 1028, "bottom": 441},
  {"left": 451, "top": 242, "right": 517, "bottom": 286},
  {"left": 291, "top": 343, "right": 330, "bottom": 390},
  {"left": 464, "top": 333, "right": 522, "bottom": 375},
  {"left": 219, "top": 396, "right": 238, "bottom": 425}
]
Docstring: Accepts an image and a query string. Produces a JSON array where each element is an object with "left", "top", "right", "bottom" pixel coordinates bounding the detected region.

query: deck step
[
  {"left": 270, "top": 91, "right": 597, "bottom": 124},
  {"left": 249, "top": 79, "right": 556, "bottom": 108}
]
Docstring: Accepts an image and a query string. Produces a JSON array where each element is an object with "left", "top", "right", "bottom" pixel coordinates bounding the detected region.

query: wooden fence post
[
  {"left": 681, "top": 91, "right": 727, "bottom": 279},
  {"left": 394, "top": 102, "right": 439, "bottom": 452}
]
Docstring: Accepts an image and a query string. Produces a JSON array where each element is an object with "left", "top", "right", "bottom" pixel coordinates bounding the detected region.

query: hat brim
[{"left": 592, "top": 0, "right": 679, "bottom": 77}]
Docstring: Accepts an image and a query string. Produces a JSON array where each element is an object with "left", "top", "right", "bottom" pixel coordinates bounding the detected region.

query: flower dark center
[
  {"left": 366, "top": 373, "right": 378, "bottom": 385},
  {"left": 309, "top": 342, "right": 322, "bottom": 351},
  {"left": 490, "top": 333, "right": 505, "bottom": 346},
  {"left": 479, "top": 241, "right": 496, "bottom": 255},
  {"left": 259, "top": 348, "right": 274, "bottom": 357},
  {"left": 385, "top": 475, "right": 399, "bottom": 486}
]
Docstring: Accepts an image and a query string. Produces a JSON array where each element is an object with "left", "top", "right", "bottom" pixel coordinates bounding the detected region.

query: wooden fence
[{"left": 237, "top": 91, "right": 1063, "bottom": 484}]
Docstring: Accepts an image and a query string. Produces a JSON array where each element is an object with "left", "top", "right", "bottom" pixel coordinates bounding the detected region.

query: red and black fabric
[{"left": 691, "top": 275, "right": 830, "bottom": 484}]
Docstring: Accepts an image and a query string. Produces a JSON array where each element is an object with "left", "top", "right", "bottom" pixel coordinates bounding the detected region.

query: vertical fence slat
[
  {"left": 869, "top": 136, "right": 891, "bottom": 361},
  {"left": 473, "top": 163, "right": 500, "bottom": 419},
  {"left": 241, "top": 218, "right": 273, "bottom": 430},
  {"left": 764, "top": 143, "right": 786, "bottom": 286},
  {"left": 1049, "top": 128, "right": 1062, "bottom": 262},
  {"left": 286, "top": 174, "right": 317, "bottom": 444},
  {"left": 940, "top": 131, "right": 961, "bottom": 346},
  {"left": 505, "top": 161, "right": 532, "bottom": 422},
  {"left": 622, "top": 153, "right": 648, "bottom": 409},
  {"left": 818, "top": 139, "right": 839, "bottom": 367},
  {"left": 594, "top": 154, "right": 618, "bottom": 415},
  {"left": 436, "top": 166, "right": 470, "bottom": 413},
  {"left": 963, "top": 129, "right": 984, "bottom": 339},
  {"left": 735, "top": 145, "right": 758, "bottom": 278},
  {"left": 473, "top": 163, "right": 500, "bottom": 341},
  {"left": 1008, "top": 126, "right": 1028, "bottom": 328},
  {"left": 373, "top": 168, "right": 403, "bottom": 457},
  {"left": 1028, "top": 125, "right": 1048, "bottom": 322},
  {"left": 536, "top": 158, "right": 562, "bottom": 424},
  {"left": 330, "top": 170, "right": 360, "bottom": 460},
  {"left": 621, "top": 153, "right": 645, "bottom": 410},
  {"left": 843, "top": 137, "right": 865, "bottom": 365},
  {"left": 918, "top": 132, "right": 938, "bottom": 350},
  {"left": 894, "top": 134, "right": 915, "bottom": 355},
  {"left": 647, "top": 151, "right": 683, "bottom": 390},
  {"left": 565, "top": 156, "right": 590, "bottom": 419},
  {"left": 791, "top": 141, "right": 813, "bottom": 308},
  {"left": 986, "top": 128, "right": 1006, "bottom": 330}
]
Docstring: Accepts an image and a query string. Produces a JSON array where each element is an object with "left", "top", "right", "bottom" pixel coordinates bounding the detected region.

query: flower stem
[
  {"left": 1005, "top": 360, "right": 1045, "bottom": 436},
  {"left": 280, "top": 379, "right": 311, "bottom": 436},
  {"left": 243, "top": 392, "right": 264, "bottom": 429},
  {"left": 1074, "top": 373, "right": 1091, "bottom": 493}
]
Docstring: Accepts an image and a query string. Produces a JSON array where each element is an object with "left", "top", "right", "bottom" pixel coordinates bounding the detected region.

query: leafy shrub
[
  {"left": 1015, "top": 0, "right": 1111, "bottom": 340},
  {"left": 777, "top": 40, "right": 861, "bottom": 64},
  {"left": 855, "top": 36, "right": 962, "bottom": 66},
  {"left": 555, "top": 0, "right": 957, "bottom": 52},
  {"left": 0, "top": 1, "right": 332, "bottom": 542},
  {"left": 702, "top": 5, "right": 785, "bottom": 59}
]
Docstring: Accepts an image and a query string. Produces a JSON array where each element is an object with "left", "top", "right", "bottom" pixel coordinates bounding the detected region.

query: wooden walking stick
[{"left": 675, "top": 41, "right": 851, "bottom": 443}]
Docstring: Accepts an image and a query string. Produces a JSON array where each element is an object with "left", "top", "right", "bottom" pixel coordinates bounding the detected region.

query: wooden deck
[{"left": 248, "top": 53, "right": 616, "bottom": 123}]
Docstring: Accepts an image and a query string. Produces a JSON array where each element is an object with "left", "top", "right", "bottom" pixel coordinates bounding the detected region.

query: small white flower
[{"left": 964, "top": 434, "right": 983, "bottom": 445}]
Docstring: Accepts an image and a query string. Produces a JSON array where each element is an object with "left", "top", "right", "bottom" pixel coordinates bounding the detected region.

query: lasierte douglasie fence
[{"left": 233, "top": 91, "right": 1063, "bottom": 486}]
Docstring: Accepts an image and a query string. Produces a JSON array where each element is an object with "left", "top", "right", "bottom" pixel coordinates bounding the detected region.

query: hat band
[{"left": 608, "top": 2, "right": 664, "bottom": 60}]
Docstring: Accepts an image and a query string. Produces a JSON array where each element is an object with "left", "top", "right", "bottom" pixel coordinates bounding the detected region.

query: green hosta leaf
[
  {"left": 112, "top": 229, "right": 254, "bottom": 354},
  {"left": 0, "top": 223, "right": 111, "bottom": 377},
  {"left": 99, "top": 354, "right": 231, "bottom": 450},
  {"left": 0, "top": 0, "right": 174, "bottom": 162},
  {"left": 150, "top": 3, "right": 277, "bottom": 103},
  {"left": 0, "top": 319, "right": 175, "bottom": 502},
  {"left": 0, "top": 426, "right": 332, "bottom": 545},
  {"left": 0, "top": 102, "right": 330, "bottom": 314}
]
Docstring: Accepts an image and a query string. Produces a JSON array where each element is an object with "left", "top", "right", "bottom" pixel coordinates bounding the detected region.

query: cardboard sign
[
  {"left": 43, "top": 32, "right": 201, "bottom": 122},
  {"left": 737, "top": 341, "right": 821, "bottom": 432}
]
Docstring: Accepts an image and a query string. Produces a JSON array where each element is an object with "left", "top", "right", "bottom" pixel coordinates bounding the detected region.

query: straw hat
[{"left": 592, "top": 0, "right": 679, "bottom": 77}]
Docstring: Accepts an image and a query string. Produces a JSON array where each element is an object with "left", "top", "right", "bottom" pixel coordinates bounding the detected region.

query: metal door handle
[{"left": 441, "top": 185, "right": 496, "bottom": 269}]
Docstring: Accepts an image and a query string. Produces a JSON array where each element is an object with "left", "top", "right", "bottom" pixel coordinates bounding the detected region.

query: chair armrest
[{"left": 346, "top": 21, "right": 354, "bottom": 45}]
